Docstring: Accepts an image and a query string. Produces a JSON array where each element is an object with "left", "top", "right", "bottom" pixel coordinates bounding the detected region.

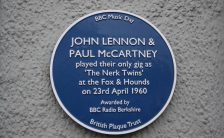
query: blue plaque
[{"left": 50, "top": 10, "right": 176, "bottom": 135}]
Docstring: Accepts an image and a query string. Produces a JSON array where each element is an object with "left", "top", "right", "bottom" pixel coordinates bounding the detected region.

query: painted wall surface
[{"left": 0, "top": 0, "right": 224, "bottom": 137}]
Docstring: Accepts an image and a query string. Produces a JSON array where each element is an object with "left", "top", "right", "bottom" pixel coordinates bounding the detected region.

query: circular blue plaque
[{"left": 50, "top": 10, "right": 176, "bottom": 135}]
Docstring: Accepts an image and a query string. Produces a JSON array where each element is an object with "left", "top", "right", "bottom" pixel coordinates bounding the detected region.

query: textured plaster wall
[{"left": 0, "top": 0, "right": 224, "bottom": 138}]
